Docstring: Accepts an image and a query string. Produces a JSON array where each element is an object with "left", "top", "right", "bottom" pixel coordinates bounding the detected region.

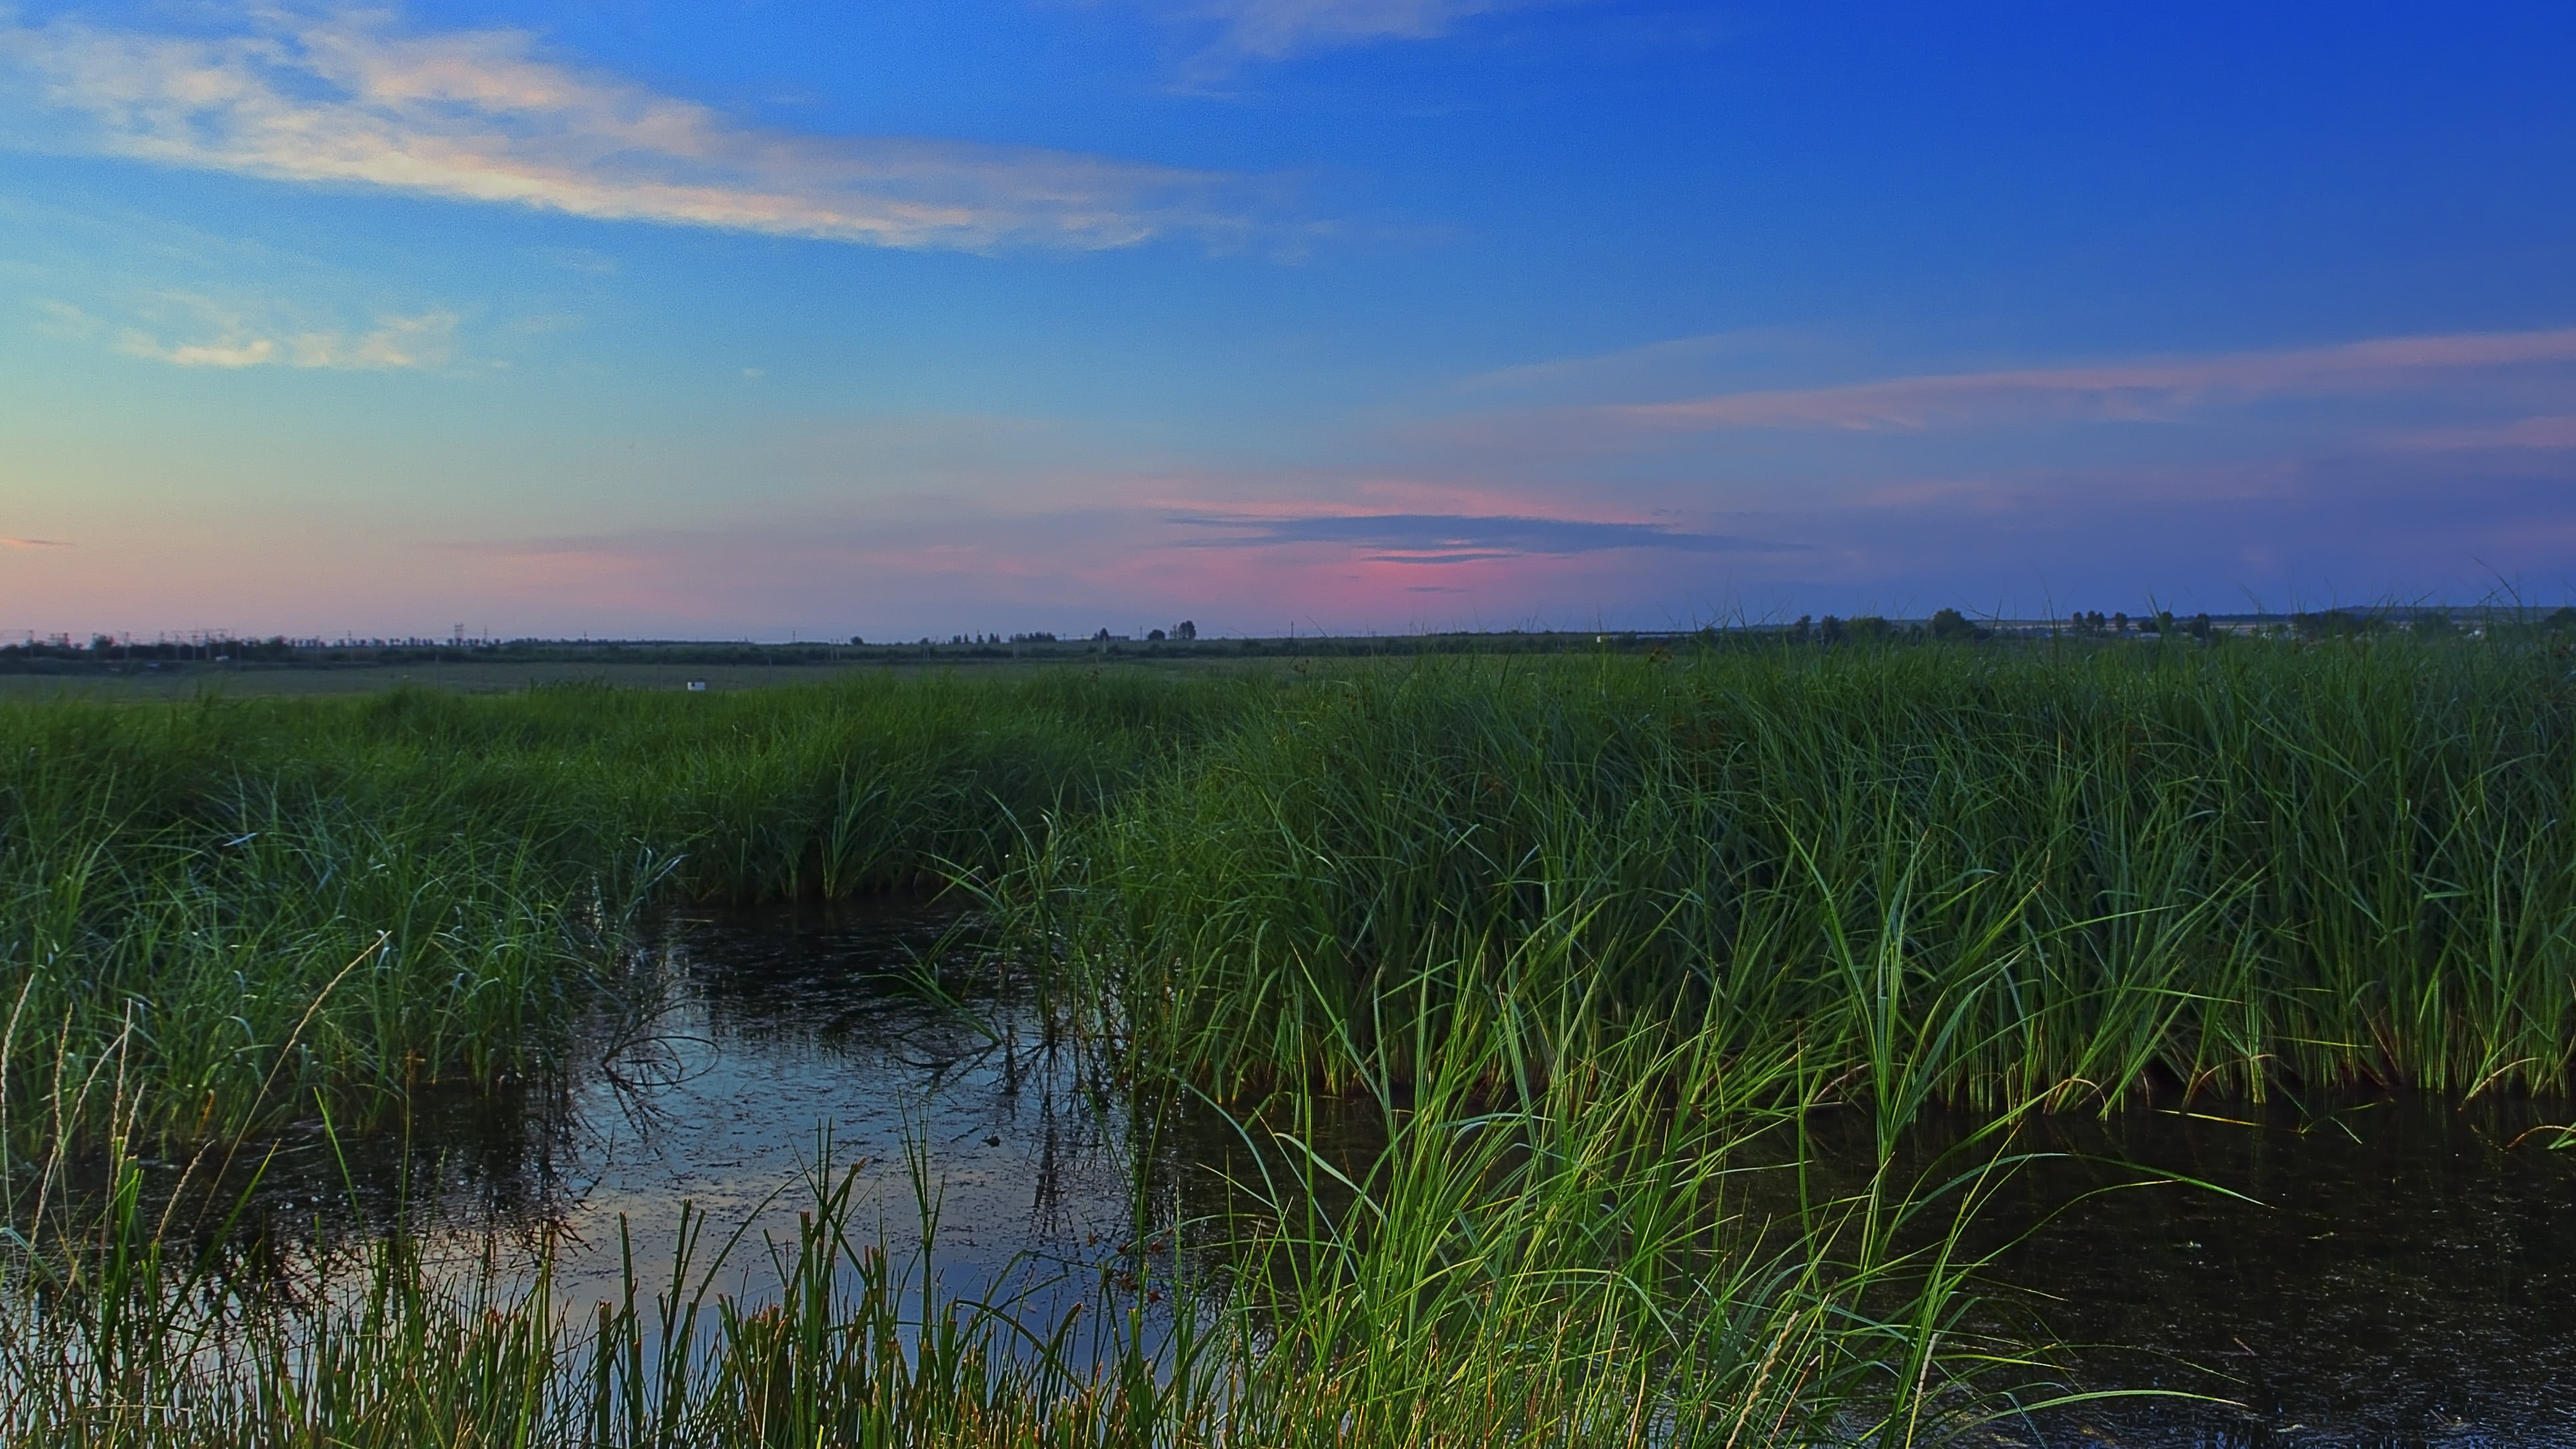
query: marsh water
[
  {"left": 213, "top": 902, "right": 1259, "bottom": 1336},
  {"left": 1888, "top": 1095, "right": 2576, "bottom": 1448},
  {"left": 209, "top": 905, "right": 2576, "bottom": 1448}
]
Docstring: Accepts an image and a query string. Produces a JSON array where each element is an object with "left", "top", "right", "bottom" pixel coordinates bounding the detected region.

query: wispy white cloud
[
  {"left": 1175, "top": 0, "right": 1519, "bottom": 59},
  {"left": 29, "top": 297, "right": 97, "bottom": 339},
  {"left": 0, "top": 535, "right": 72, "bottom": 549},
  {"left": 0, "top": 6, "right": 1262, "bottom": 251},
  {"left": 1147, "top": 0, "right": 1592, "bottom": 79},
  {"left": 103, "top": 293, "right": 460, "bottom": 370},
  {"left": 1588, "top": 328, "right": 2576, "bottom": 434}
]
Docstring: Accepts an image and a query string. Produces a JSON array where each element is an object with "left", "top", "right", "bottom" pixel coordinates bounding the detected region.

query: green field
[
  {"left": 0, "top": 655, "right": 1255, "bottom": 701},
  {"left": 6, "top": 635, "right": 2571, "bottom": 1443}
]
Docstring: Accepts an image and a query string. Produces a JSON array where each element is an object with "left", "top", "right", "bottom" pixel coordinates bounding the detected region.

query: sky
[{"left": 3, "top": 1, "right": 2574, "bottom": 641}]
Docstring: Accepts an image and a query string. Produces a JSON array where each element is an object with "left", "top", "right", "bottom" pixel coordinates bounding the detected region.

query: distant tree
[
  {"left": 1820, "top": 615, "right": 1847, "bottom": 643},
  {"left": 2294, "top": 609, "right": 2383, "bottom": 640},
  {"left": 1094, "top": 628, "right": 1111, "bottom": 641},
  {"left": 1788, "top": 614, "right": 1813, "bottom": 643},
  {"left": 1847, "top": 615, "right": 1892, "bottom": 642},
  {"left": 2112, "top": 612, "right": 2130, "bottom": 635},
  {"left": 1175, "top": 620, "right": 1197, "bottom": 640},
  {"left": 2187, "top": 613, "right": 2214, "bottom": 641},
  {"left": 1928, "top": 608, "right": 1977, "bottom": 641},
  {"left": 1147, "top": 628, "right": 1167, "bottom": 641}
]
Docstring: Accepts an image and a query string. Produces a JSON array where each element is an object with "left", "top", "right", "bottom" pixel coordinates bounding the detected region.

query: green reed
[
  {"left": 0, "top": 671, "right": 1250, "bottom": 1146},
  {"left": 0, "top": 961, "right": 2064, "bottom": 1447},
  {"left": 10, "top": 637, "right": 2573, "bottom": 1151},
  {"left": 1010, "top": 636, "right": 2576, "bottom": 1105},
  {"left": 12, "top": 641, "right": 2464, "bottom": 1441}
]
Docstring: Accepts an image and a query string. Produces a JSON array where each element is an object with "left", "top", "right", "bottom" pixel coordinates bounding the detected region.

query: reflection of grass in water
[{"left": 1, "top": 1008, "right": 2091, "bottom": 1445}]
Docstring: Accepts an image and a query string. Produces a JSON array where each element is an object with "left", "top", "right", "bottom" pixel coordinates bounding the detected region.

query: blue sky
[{"left": 4, "top": 1, "right": 2573, "bottom": 640}]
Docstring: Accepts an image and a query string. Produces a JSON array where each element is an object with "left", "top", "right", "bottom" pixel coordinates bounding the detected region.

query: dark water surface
[
  {"left": 186, "top": 901, "right": 1249, "bottom": 1332},
  {"left": 214, "top": 906, "right": 2576, "bottom": 1446},
  {"left": 1978, "top": 1095, "right": 2576, "bottom": 1448}
]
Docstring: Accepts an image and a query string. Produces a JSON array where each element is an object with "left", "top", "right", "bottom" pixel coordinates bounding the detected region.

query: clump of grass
[
  {"left": 0, "top": 964, "right": 2070, "bottom": 1446},
  {"left": 7, "top": 647, "right": 2401, "bottom": 1440},
  {"left": 1012, "top": 637, "right": 2576, "bottom": 1105},
  {"left": 0, "top": 671, "right": 1253, "bottom": 1148},
  {"left": 13, "top": 635, "right": 2575, "bottom": 1156}
]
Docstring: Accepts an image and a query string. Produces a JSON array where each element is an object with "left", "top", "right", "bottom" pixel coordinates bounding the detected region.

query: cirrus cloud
[
  {"left": 2387, "top": 415, "right": 2576, "bottom": 451},
  {"left": 1172, "top": 0, "right": 1537, "bottom": 59},
  {"left": 73, "top": 293, "right": 463, "bottom": 371},
  {"left": 0, "top": 6, "right": 1270, "bottom": 251},
  {"left": 1591, "top": 328, "right": 2576, "bottom": 435}
]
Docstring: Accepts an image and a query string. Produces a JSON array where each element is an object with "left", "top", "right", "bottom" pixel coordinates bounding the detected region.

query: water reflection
[
  {"left": 159, "top": 902, "right": 1213, "bottom": 1319},
  {"left": 125, "top": 908, "right": 2576, "bottom": 1445},
  {"left": 553, "top": 902, "right": 1131, "bottom": 1305}
]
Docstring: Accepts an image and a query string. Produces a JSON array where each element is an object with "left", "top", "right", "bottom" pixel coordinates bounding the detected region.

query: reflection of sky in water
[
  {"left": 530, "top": 901, "right": 1229, "bottom": 1334},
  {"left": 187, "top": 900, "right": 1215, "bottom": 1340},
  {"left": 550, "top": 904, "right": 1136, "bottom": 1306},
  {"left": 165, "top": 908, "right": 2576, "bottom": 1444}
]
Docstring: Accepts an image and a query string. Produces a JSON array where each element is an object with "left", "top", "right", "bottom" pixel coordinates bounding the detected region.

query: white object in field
[{"left": 686, "top": 680, "right": 708, "bottom": 691}]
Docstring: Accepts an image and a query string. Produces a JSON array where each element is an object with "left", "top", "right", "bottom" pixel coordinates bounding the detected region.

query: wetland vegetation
[{"left": 6, "top": 631, "right": 2575, "bottom": 1444}]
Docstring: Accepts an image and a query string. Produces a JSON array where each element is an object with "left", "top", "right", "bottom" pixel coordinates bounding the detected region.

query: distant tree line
[{"left": 11, "top": 607, "right": 2576, "bottom": 675}]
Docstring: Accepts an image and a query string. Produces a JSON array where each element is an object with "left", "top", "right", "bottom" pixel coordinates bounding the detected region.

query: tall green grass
[
  {"left": 0, "top": 672, "right": 1253, "bottom": 1144},
  {"left": 0, "top": 982, "right": 2067, "bottom": 1446},
  {"left": 12, "top": 639, "right": 2576, "bottom": 1148},
  {"left": 25, "top": 641, "right": 2545, "bottom": 1440},
  {"left": 1011, "top": 638, "right": 2576, "bottom": 1104}
]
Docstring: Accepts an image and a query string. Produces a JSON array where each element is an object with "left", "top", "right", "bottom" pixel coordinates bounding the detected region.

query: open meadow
[{"left": 6, "top": 632, "right": 2575, "bottom": 1444}]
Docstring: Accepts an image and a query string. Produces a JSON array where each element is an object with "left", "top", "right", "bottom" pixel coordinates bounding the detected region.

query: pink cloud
[
  {"left": 1585, "top": 327, "right": 2576, "bottom": 435},
  {"left": 428, "top": 489, "right": 1798, "bottom": 636},
  {"left": 2386, "top": 415, "right": 2576, "bottom": 451}
]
